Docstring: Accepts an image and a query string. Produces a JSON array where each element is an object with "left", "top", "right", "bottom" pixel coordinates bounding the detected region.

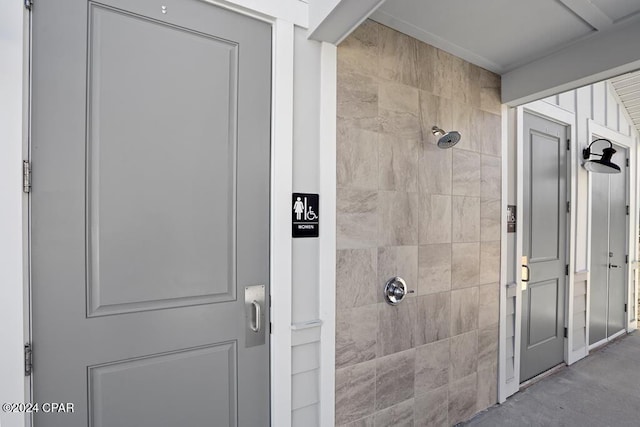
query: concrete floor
[{"left": 463, "top": 332, "right": 640, "bottom": 427}]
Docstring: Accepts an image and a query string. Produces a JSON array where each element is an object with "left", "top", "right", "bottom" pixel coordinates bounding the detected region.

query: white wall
[{"left": 0, "top": 2, "right": 28, "bottom": 427}]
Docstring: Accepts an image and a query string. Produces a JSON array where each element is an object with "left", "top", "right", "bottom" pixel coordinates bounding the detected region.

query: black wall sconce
[{"left": 582, "top": 138, "right": 621, "bottom": 174}]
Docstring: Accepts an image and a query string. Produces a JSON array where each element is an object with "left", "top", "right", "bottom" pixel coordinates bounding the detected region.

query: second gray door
[
  {"left": 520, "top": 112, "right": 568, "bottom": 382},
  {"left": 589, "top": 144, "right": 628, "bottom": 346}
]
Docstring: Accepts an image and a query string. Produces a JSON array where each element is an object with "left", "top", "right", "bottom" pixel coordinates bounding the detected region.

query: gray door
[
  {"left": 589, "top": 145, "right": 628, "bottom": 345},
  {"left": 520, "top": 113, "right": 567, "bottom": 382},
  {"left": 30, "top": 1, "right": 271, "bottom": 426}
]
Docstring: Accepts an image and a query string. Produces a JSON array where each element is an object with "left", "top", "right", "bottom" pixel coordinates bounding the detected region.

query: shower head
[{"left": 432, "top": 126, "right": 461, "bottom": 149}]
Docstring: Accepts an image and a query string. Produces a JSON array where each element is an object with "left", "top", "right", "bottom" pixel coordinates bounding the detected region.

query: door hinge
[
  {"left": 625, "top": 303, "right": 628, "bottom": 313},
  {"left": 24, "top": 0, "right": 32, "bottom": 10},
  {"left": 627, "top": 205, "right": 630, "bottom": 215},
  {"left": 566, "top": 139, "right": 570, "bottom": 151},
  {"left": 626, "top": 158, "right": 630, "bottom": 167},
  {"left": 24, "top": 343, "right": 32, "bottom": 376},
  {"left": 565, "top": 264, "right": 569, "bottom": 276},
  {"left": 567, "top": 201, "right": 570, "bottom": 213},
  {"left": 626, "top": 254, "right": 629, "bottom": 264},
  {"left": 269, "top": 322, "right": 272, "bottom": 334},
  {"left": 23, "top": 160, "right": 31, "bottom": 193},
  {"left": 564, "top": 327, "right": 568, "bottom": 338}
]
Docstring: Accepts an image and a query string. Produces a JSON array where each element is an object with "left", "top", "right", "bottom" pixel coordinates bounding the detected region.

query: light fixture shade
[{"left": 582, "top": 140, "right": 621, "bottom": 174}]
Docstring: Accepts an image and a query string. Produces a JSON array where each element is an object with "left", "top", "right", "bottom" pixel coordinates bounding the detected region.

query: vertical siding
[{"left": 291, "top": 26, "right": 323, "bottom": 426}]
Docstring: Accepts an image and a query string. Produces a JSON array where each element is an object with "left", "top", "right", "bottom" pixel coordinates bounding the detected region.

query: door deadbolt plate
[{"left": 245, "top": 285, "right": 265, "bottom": 348}]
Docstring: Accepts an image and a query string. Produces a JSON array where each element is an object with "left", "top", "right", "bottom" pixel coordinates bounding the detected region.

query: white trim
[
  {"left": 513, "top": 106, "right": 525, "bottom": 395},
  {"left": 270, "top": 18, "right": 295, "bottom": 427},
  {"left": 586, "top": 120, "right": 637, "bottom": 339},
  {"left": 0, "top": 1, "right": 29, "bottom": 426},
  {"left": 318, "top": 42, "right": 337, "bottom": 427},
  {"left": 498, "top": 105, "right": 509, "bottom": 403},
  {"left": 204, "top": 0, "right": 308, "bottom": 27}
]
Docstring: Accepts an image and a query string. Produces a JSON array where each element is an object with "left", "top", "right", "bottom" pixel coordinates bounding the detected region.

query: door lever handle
[
  {"left": 522, "top": 264, "right": 530, "bottom": 282},
  {"left": 609, "top": 264, "right": 622, "bottom": 269},
  {"left": 250, "top": 300, "right": 261, "bottom": 332}
]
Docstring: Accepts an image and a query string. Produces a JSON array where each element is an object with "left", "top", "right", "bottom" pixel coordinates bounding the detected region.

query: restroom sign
[{"left": 292, "top": 193, "right": 319, "bottom": 238}]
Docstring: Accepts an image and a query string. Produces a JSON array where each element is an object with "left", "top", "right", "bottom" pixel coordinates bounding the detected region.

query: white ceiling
[{"left": 372, "top": 0, "right": 640, "bottom": 75}]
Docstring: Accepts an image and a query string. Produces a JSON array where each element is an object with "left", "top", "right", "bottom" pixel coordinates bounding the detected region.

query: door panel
[
  {"left": 521, "top": 113, "right": 567, "bottom": 382},
  {"left": 88, "top": 4, "right": 238, "bottom": 316},
  {"left": 590, "top": 145, "right": 628, "bottom": 345},
  {"left": 589, "top": 171, "right": 610, "bottom": 344},
  {"left": 608, "top": 146, "right": 627, "bottom": 336},
  {"left": 31, "top": 1, "right": 271, "bottom": 426}
]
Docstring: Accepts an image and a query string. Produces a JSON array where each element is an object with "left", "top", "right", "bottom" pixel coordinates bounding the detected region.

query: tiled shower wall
[{"left": 335, "top": 21, "right": 502, "bottom": 426}]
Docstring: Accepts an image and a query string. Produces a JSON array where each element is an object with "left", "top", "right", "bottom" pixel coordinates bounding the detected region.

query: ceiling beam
[
  {"left": 502, "top": 17, "right": 640, "bottom": 106},
  {"left": 307, "top": 0, "right": 386, "bottom": 44},
  {"left": 557, "top": 0, "right": 613, "bottom": 30}
]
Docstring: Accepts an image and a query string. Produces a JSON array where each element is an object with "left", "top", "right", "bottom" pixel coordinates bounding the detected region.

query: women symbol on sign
[{"left": 293, "top": 197, "right": 305, "bottom": 220}]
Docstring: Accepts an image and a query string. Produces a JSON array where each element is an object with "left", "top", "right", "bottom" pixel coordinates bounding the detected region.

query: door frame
[
  {"left": 504, "top": 101, "right": 576, "bottom": 399},
  {"left": 14, "top": 2, "right": 337, "bottom": 427},
  {"left": 586, "top": 120, "right": 637, "bottom": 346}
]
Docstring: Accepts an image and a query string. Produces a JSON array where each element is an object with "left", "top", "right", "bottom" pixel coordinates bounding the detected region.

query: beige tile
[
  {"left": 376, "top": 349, "right": 416, "bottom": 410},
  {"left": 415, "top": 339, "right": 449, "bottom": 395},
  {"left": 466, "top": 63, "right": 482, "bottom": 109},
  {"left": 374, "top": 399, "right": 414, "bottom": 427},
  {"left": 452, "top": 196, "right": 480, "bottom": 243},
  {"left": 480, "top": 111, "right": 502, "bottom": 156},
  {"left": 378, "top": 191, "right": 419, "bottom": 246},
  {"left": 415, "top": 293, "right": 450, "bottom": 346},
  {"left": 450, "top": 56, "right": 469, "bottom": 106},
  {"left": 379, "top": 135, "right": 420, "bottom": 191},
  {"left": 336, "top": 305, "right": 378, "bottom": 369},
  {"left": 451, "top": 242, "right": 480, "bottom": 289},
  {"left": 415, "top": 41, "right": 436, "bottom": 93},
  {"left": 448, "top": 373, "right": 478, "bottom": 425},
  {"left": 337, "top": 123, "right": 379, "bottom": 190},
  {"left": 481, "top": 155, "right": 501, "bottom": 200},
  {"left": 419, "top": 138, "right": 452, "bottom": 196},
  {"left": 338, "top": 416, "right": 375, "bottom": 427},
  {"left": 338, "top": 20, "right": 379, "bottom": 77},
  {"left": 378, "top": 24, "right": 418, "bottom": 87},
  {"left": 337, "top": 72, "right": 380, "bottom": 132},
  {"left": 479, "top": 241, "right": 500, "bottom": 285},
  {"left": 477, "top": 362, "right": 498, "bottom": 412},
  {"left": 480, "top": 198, "right": 501, "bottom": 242},
  {"left": 418, "top": 194, "right": 451, "bottom": 244},
  {"left": 452, "top": 150, "right": 481, "bottom": 196},
  {"left": 378, "top": 300, "right": 416, "bottom": 356},
  {"left": 337, "top": 248, "right": 377, "bottom": 309},
  {"left": 419, "top": 91, "right": 453, "bottom": 145},
  {"left": 479, "top": 68, "right": 501, "bottom": 115},
  {"left": 478, "top": 325, "right": 498, "bottom": 371},
  {"left": 417, "top": 244, "right": 451, "bottom": 295},
  {"left": 378, "top": 246, "right": 418, "bottom": 303},
  {"left": 379, "top": 81, "right": 421, "bottom": 139},
  {"left": 451, "top": 287, "right": 479, "bottom": 336},
  {"left": 337, "top": 188, "right": 378, "bottom": 249},
  {"left": 336, "top": 360, "right": 377, "bottom": 425},
  {"left": 414, "top": 385, "right": 448, "bottom": 427},
  {"left": 478, "top": 283, "right": 499, "bottom": 329},
  {"left": 450, "top": 330, "right": 478, "bottom": 381},
  {"left": 431, "top": 48, "right": 453, "bottom": 100},
  {"left": 450, "top": 101, "right": 476, "bottom": 152}
]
